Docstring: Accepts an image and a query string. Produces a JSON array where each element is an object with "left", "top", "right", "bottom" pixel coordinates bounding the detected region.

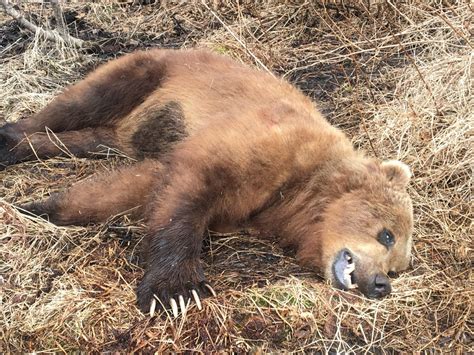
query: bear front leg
[
  {"left": 137, "top": 206, "right": 216, "bottom": 317},
  {"left": 136, "top": 135, "right": 288, "bottom": 316}
]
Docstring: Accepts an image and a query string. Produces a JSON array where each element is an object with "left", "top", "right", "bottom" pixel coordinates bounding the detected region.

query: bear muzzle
[{"left": 332, "top": 248, "right": 392, "bottom": 298}]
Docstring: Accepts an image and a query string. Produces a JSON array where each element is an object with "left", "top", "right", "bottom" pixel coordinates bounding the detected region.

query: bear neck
[{"left": 254, "top": 144, "right": 371, "bottom": 257}]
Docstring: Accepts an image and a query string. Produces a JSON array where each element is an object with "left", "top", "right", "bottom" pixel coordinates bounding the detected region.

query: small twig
[
  {"left": 390, "top": 32, "right": 441, "bottom": 117},
  {"left": 200, "top": 0, "right": 273, "bottom": 76},
  {"left": 0, "top": 0, "right": 84, "bottom": 48},
  {"left": 353, "top": 62, "right": 379, "bottom": 159},
  {"left": 435, "top": 9, "right": 473, "bottom": 49},
  {"left": 50, "top": 0, "right": 67, "bottom": 35}
]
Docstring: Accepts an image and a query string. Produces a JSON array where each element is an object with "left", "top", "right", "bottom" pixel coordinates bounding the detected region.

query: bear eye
[{"left": 377, "top": 229, "right": 395, "bottom": 248}]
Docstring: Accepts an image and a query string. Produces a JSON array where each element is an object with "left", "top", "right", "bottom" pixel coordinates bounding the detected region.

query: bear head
[{"left": 298, "top": 159, "right": 413, "bottom": 298}]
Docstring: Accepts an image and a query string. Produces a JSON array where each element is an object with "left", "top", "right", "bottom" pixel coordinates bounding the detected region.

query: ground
[{"left": 0, "top": 1, "right": 472, "bottom": 353}]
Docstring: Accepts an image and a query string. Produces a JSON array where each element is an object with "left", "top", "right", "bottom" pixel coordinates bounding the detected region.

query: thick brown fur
[{"left": 1, "top": 49, "right": 414, "bottom": 312}]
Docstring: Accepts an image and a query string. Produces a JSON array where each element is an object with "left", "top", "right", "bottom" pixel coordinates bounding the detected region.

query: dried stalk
[{"left": 0, "top": 0, "right": 84, "bottom": 48}]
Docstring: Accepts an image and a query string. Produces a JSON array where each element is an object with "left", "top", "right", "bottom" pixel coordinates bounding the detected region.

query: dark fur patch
[
  {"left": 132, "top": 101, "right": 187, "bottom": 158},
  {"left": 33, "top": 54, "right": 167, "bottom": 132}
]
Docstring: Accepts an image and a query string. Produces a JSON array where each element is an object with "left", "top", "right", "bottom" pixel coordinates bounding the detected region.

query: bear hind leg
[{"left": 19, "top": 159, "right": 165, "bottom": 225}]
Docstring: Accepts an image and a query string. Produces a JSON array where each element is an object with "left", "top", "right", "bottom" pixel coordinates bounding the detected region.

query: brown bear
[{"left": 0, "top": 49, "right": 413, "bottom": 317}]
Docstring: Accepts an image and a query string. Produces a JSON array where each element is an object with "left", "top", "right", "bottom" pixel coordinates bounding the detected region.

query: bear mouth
[{"left": 332, "top": 249, "right": 358, "bottom": 290}]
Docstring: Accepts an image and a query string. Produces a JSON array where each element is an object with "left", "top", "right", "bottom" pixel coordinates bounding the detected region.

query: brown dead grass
[{"left": 0, "top": 1, "right": 472, "bottom": 353}]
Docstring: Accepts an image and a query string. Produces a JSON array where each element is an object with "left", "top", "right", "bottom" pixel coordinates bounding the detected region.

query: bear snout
[
  {"left": 332, "top": 249, "right": 393, "bottom": 299},
  {"left": 366, "top": 273, "right": 392, "bottom": 298}
]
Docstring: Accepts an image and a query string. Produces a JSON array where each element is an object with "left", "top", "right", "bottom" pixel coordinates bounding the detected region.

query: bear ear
[{"left": 381, "top": 160, "right": 411, "bottom": 187}]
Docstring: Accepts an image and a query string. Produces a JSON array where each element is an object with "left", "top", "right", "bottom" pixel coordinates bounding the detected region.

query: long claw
[
  {"left": 150, "top": 296, "right": 157, "bottom": 317},
  {"left": 178, "top": 295, "right": 187, "bottom": 315},
  {"left": 170, "top": 298, "right": 179, "bottom": 318},
  {"left": 204, "top": 283, "right": 217, "bottom": 297},
  {"left": 191, "top": 289, "right": 202, "bottom": 310}
]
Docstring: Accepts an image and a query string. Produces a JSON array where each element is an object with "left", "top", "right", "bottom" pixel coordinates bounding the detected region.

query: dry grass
[{"left": 1, "top": 1, "right": 472, "bottom": 352}]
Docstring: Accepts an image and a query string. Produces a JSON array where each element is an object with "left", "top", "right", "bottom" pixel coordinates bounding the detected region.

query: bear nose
[{"left": 370, "top": 274, "right": 392, "bottom": 298}]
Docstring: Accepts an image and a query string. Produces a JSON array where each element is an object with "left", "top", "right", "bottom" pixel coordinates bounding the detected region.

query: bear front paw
[{"left": 136, "top": 261, "right": 216, "bottom": 317}]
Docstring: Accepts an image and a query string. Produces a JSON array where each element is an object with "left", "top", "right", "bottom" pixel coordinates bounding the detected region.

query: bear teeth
[{"left": 343, "top": 261, "right": 358, "bottom": 289}]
